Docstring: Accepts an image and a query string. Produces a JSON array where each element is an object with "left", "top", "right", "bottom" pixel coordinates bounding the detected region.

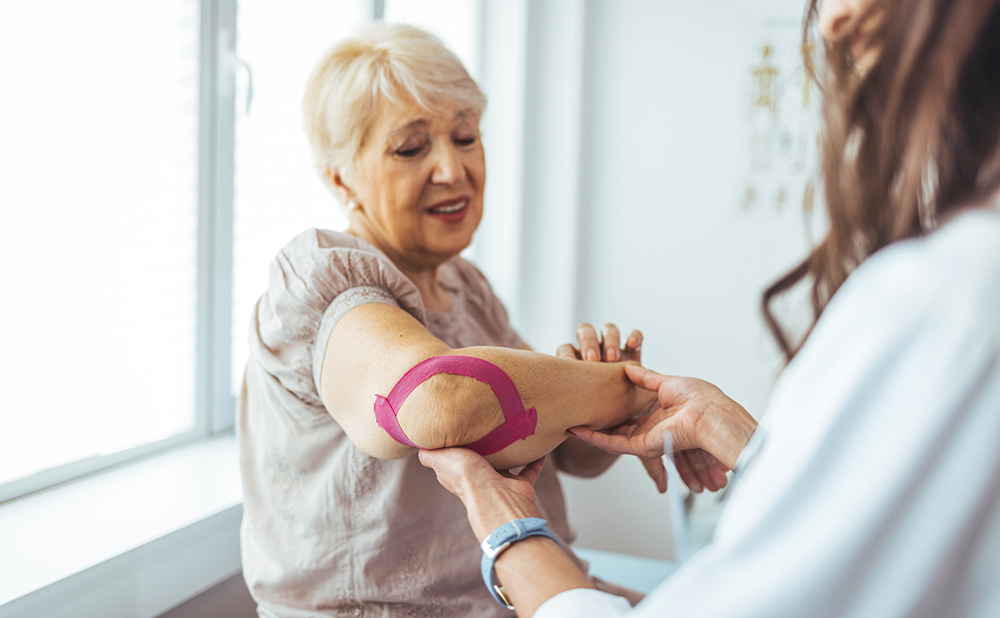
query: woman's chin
[{"left": 423, "top": 217, "right": 480, "bottom": 257}]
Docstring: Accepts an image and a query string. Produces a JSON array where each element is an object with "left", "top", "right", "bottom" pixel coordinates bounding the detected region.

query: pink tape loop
[{"left": 374, "top": 356, "right": 537, "bottom": 456}]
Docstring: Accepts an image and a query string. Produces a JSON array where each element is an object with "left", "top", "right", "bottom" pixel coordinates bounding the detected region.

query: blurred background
[{"left": 0, "top": 0, "right": 820, "bottom": 615}]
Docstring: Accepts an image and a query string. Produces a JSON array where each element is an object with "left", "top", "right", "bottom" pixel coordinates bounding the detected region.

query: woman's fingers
[
  {"left": 576, "top": 323, "right": 601, "bottom": 361},
  {"left": 639, "top": 455, "right": 667, "bottom": 494},
  {"left": 625, "top": 329, "right": 643, "bottom": 352},
  {"left": 622, "top": 329, "right": 643, "bottom": 363},
  {"left": 601, "top": 323, "right": 621, "bottom": 361},
  {"left": 556, "top": 343, "right": 580, "bottom": 360},
  {"left": 577, "top": 322, "right": 640, "bottom": 363}
]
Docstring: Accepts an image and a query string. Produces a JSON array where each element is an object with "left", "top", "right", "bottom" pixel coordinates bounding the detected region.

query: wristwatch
[{"left": 480, "top": 517, "right": 563, "bottom": 609}]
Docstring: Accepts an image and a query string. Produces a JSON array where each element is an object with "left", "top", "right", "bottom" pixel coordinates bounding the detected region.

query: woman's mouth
[{"left": 426, "top": 198, "right": 470, "bottom": 223}]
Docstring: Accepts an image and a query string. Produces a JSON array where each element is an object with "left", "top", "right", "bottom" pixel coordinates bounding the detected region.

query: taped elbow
[
  {"left": 373, "top": 355, "right": 538, "bottom": 456},
  {"left": 394, "top": 373, "right": 503, "bottom": 449}
]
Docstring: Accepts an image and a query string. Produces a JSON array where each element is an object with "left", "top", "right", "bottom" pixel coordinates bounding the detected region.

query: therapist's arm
[
  {"left": 319, "top": 302, "right": 658, "bottom": 471},
  {"left": 419, "top": 449, "right": 598, "bottom": 617},
  {"left": 569, "top": 365, "right": 757, "bottom": 485}
]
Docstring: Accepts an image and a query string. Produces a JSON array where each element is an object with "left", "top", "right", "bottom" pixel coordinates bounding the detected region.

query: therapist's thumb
[{"left": 625, "top": 364, "right": 667, "bottom": 392}]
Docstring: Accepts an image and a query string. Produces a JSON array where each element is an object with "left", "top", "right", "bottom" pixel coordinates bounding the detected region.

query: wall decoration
[{"left": 740, "top": 14, "right": 821, "bottom": 218}]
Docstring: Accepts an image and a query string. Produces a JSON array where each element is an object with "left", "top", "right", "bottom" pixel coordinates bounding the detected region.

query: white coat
[{"left": 539, "top": 208, "right": 1000, "bottom": 618}]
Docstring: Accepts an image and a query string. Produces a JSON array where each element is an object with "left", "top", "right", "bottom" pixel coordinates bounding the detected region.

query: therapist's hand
[
  {"left": 419, "top": 448, "right": 545, "bottom": 542},
  {"left": 569, "top": 365, "right": 757, "bottom": 492},
  {"left": 421, "top": 449, "right": 597, "bottom": 616}
]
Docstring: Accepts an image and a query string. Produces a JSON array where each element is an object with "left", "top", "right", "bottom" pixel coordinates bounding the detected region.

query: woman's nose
[
  {"left": 430, "top": 144, "right": 465, "bottom": 186},
  {"left": 819, "top": 0, "right": 855, "bottom": 44}
]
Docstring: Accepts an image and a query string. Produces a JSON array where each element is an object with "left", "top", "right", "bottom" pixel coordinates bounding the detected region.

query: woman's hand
[
  {"left": 554, "top": 323, "right": 668, "bottom": 493},
  {"left": 419, "top": 448, "right": 545, "bottom": 541},
  {"left": 557, "top": 322, "right": 643, "bottom": 363},
  {"left": 569, "top": 365, "right": 758, "bottom": 493}
]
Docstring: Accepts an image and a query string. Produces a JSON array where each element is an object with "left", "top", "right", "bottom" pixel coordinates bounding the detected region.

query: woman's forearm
[
  {"left": 397, "top": 347, "right": 655, "bottom": 470},
  {"left": 551, "top": 437, "right": 620, "bottom": 477}
]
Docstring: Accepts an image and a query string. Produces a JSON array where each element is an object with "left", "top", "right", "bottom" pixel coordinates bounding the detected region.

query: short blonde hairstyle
[{"left": 302, "top": 23, "right": 487, "bottom": 198}]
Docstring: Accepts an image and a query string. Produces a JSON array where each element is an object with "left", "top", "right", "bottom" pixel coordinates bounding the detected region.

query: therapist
[{"left": 419, "top": 0, "right": 1000, "bottom": 615}]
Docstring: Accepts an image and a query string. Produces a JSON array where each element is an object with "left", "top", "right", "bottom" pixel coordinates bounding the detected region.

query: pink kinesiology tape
[{"left": 373, "top": 356, "right": 537, "bottom": 456}]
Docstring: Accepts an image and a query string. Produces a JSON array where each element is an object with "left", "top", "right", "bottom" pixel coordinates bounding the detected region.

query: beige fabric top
[{"left": 238, "top": 229, "right": 587, "bottom": 618}]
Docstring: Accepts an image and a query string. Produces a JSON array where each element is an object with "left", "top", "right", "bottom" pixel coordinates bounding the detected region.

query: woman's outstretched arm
[{"left": 318, "top": 302, "right": 656, "bottom": 470}]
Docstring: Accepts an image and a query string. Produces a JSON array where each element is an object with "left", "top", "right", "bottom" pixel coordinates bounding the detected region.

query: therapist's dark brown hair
[{"left": 763, "top": 0, "right": 1000, "bottom": 360}]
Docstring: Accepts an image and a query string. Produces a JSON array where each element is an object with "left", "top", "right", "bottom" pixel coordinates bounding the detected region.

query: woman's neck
[{"left": 346, "top": 226, "right": 452, "bottom": 312}]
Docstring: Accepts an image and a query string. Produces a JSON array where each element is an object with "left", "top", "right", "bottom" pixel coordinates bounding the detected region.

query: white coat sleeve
[{"left": 536, "top": 589, "right": 633, "bottom": 616}]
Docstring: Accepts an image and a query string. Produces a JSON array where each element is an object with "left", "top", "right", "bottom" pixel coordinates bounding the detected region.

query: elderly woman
[
  {"left": 421, "top": 0, "right": 1000, "bottom": 616},
  {"left": 237, "top": 23, "right": 714, "bottom": 618}
]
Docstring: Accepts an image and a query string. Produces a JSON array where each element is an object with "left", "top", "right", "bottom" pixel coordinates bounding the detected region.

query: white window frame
[
  {"left": 0, "top": 0, "right": 239, "bottom": 506},
  {"left": 0, "top": 0, "right": 486, "bottom": 507}
]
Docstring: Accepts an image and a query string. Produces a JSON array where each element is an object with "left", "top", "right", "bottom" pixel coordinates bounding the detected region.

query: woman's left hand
[
  {"left": 419, "top": 448, "right": 546, "bottom": 541},
  {"left": 557, "top": 322, "right": 643, "bottom": 364},
  {"left": 554, "top": 323, "right": 667, "bottom": 492}
]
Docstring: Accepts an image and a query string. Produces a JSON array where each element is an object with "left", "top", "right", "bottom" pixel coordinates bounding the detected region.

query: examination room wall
[{"left": 474, "top": 0, "right": 816, "bottom": 560}]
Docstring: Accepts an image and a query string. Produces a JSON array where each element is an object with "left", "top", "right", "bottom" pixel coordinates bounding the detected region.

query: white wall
[{"left": 477, "top": 0, "right": 817, "bottom": 560}]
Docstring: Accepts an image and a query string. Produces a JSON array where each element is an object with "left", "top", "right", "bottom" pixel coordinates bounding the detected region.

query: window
[
  {"left": 0, "top": 0, "right": 482, "bottom": 503},
  {"left": 0, "top": 0, "right": 202, "bottom": 502}
]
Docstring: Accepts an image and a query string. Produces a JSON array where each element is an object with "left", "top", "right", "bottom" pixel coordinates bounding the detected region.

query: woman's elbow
[{"left": 395, "top": 373, "right": 505, "bottom": 450}]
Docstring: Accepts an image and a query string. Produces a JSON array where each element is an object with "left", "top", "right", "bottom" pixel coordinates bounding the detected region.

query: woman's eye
[
  {"left": 395, "top": 143, "right": 425, "bottom": 157},
  {"left": 453, "top": 135, "right": 477, "bottom": 147}
]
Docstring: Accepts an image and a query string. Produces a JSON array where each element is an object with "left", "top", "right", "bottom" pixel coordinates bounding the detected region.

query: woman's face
[
  {"left": 340, "top": 98, "right": 485, "bottom": 268},
  {"left": 819, "top": 0, "right": 883, "bottom": 72}
]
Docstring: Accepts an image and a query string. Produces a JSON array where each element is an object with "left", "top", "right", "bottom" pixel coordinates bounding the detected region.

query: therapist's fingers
[
  {"left": 690, "top": 449, "right": 718, "bottom": 493},
  {"left": 697, "top": 450, "right": 730, "bottom": 492},
  {"left": 515, "top": 456, "right": 546, "bottom": 486},
  {"left": 689, "top": 449, "right": 731, "bottom": 492},
  {"left": 639, "top": 455, "right": 667, "bottom": 494},
  {"left": 418, "top": 447, "right": 494, "bottom": 499},
  {"left": 624, "top": 364, "right": 671, "bottom": 395},
  {"left": 706, "top": 454, "right": 731, "bottom": 491},
  {"left": 673, "top": 450, "right": 703, "bottom": 493},
  {"left": 556, "top": 343, "right": 580, "bottom": 360},
  {"left": 601, "top": 323, "right": 621, "bottom": 362},
  {"left": 568, "top": 425, "right": 660, "bottom": 459},
  {"left": 576, "top": 323, "right": 601, "bottom": 362}
]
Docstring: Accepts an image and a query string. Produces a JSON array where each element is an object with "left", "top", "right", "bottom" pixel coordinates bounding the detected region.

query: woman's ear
[{"left": 327, "top": 167, "right": 355, "bottom": 206}]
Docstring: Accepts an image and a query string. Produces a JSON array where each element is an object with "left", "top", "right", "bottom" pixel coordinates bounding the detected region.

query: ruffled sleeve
[{"left": 249, "top": 229, "right": 426, "bottom": 409}]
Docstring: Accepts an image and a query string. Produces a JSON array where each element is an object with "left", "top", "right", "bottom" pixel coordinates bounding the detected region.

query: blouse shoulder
[{"left": 248, "top": 229, "right": 426, "bottom": 404}]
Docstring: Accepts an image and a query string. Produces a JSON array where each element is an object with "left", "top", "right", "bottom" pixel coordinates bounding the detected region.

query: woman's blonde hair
[{"left": 302, "top": 23, "right": 487, "bottom": 198}]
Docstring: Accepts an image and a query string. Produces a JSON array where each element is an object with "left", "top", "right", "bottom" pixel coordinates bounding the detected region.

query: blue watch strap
[{"left": 480, "top": 517, "right": 564, "bottom": 609}]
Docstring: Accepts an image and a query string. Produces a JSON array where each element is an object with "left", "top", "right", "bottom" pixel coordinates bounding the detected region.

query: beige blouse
[{"left": 238, "top": 230, "right": 606, "bottom": 618}]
